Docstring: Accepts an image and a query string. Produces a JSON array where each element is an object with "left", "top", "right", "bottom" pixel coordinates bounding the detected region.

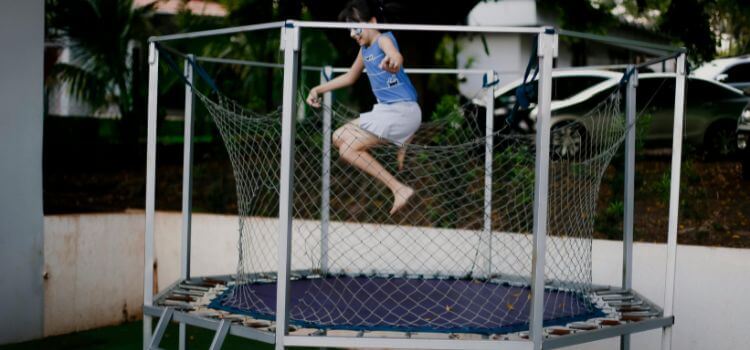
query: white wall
[
  {"left": 0, "top": 0, "right": 45, "bottom": 345},
  {"left": 42, "top": 212, "right": 750, "bottom": 349}
]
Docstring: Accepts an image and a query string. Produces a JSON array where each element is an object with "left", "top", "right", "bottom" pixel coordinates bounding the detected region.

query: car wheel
[
  {"left": 703, "top": 121, "right": 738, "bottom": 160},
  {"left": 551, "top": 120, "right": 587, "bottom": 160}
]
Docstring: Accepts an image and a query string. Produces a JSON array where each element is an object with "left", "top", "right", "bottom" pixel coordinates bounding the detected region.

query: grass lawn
[{"left": 0, "top": 321, "right": 284, "bottom": 350}]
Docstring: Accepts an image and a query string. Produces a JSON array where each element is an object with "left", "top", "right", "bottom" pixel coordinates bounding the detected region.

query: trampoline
[
  {"left": 210, "top": 275, "right": 605, "bottom": 334},
  {"left": 142, "top": 20, "right": 685, "bottom": 350}
]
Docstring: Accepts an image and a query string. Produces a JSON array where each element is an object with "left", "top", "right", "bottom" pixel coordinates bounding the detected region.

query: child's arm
[
  {"left": 306, "top": 52, "right": 364, "bottom": 107},
  {"left": 377, "top": 36, "right": 403, "bottom": 73}
]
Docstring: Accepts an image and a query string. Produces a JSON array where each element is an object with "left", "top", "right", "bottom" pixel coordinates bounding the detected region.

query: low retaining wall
[{"left": 42, "top": 212, "right": 750, "bottom": 349}]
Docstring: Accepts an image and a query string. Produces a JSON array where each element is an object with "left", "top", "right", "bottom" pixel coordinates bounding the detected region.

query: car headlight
[
  {"left": 739, "top": 133, "right": 748, "bottom": 150},
  {"left": 742, "top": 109, "right": 750, "bottom": 123}
]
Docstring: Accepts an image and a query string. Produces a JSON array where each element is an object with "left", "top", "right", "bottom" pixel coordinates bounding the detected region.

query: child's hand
[
  {"left": 306, "top": 88, "right": 321, "bottom": 108},
  {"left": 379, "top": 55, "right": 401, "bottom": 73}
]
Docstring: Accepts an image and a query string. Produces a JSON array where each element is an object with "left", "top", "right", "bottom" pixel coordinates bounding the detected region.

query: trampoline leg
[
  {"left": 179, "top": 323, "right": 187, "bottom": 350},
  {"left": 148, "top": 308, "right": 174, "bottom": 350},
  {"left": 209, "top": 319, "right": 231, "bottom": 350}
]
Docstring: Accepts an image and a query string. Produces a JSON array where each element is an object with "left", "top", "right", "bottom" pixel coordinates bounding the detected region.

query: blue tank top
[{"left": 360, "top": 32, "right": 418, "bottom": 104}]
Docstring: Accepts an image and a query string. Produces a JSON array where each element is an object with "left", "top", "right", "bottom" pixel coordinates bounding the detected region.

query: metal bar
[
  {"left": 276, "top": 23, "right": 300, "bottom": 350},
  {"left": 194, "top": 56, "right": 494, "bottom": 75},
  {"left": 621, "top": 65, "right": 638, "bottom": 350},
  {"left": 148, "top": 308, "right": 174, "bottom": 349},
  {"left": 544, "top": 316, "right": 675, "bottom": 349},
  {"left": 283, "top": 336, "right": 533, "bottom": 350},
  {"left": 179, "top": 54, "right": 196, "bottom": 350},
  {"left": 529, "top": 29, "right": 558, "bottom": 350},
  {"left": 320, "top": 66, "right": 332, "bottom": 274},
  {"left": 209, "top": 320, "right": 231, "bottom": 350},
  {"left": 181, "top": 55, "right": 195, "bottom": 283},
  {"left": 483, "top": 70, "right": 495, "bottom": 278},
  {"left": 149, "top": 21, "right": 286, "bottom": 42},
  {"left": 143, "top": 41, "right": 159, "bottom": 350},
  {"left": 295, "top": 20, "right": 544, "bottom": 34},
  {"left": 558, "top": 29, "right": 681, "bottom": 53},
  {"left": 661, "top": 51, "right": 686, "bottom": 350}
]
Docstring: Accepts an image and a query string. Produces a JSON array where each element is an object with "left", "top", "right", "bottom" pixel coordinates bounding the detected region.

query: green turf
[{"left": 0, "top": 321, "right": 283, "bottom": 350}]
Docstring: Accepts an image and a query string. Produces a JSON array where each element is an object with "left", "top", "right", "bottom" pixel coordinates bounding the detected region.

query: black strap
[
  {"left": 155, "top": 42, "right": 219, "bottom": 94},
  {"left": 506, "top": 35, "right": 539, "bottom": 129}
]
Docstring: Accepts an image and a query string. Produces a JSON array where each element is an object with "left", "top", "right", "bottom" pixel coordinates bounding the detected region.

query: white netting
[{"left": 197, "top": 82, "right": 627, "bottom": 333}]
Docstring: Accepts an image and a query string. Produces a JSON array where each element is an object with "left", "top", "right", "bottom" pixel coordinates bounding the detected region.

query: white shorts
[{"left": 359, "top": 101, "right": 422, "bottom": 145}]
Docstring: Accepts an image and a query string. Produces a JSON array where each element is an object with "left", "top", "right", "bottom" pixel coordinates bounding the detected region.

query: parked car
[
  {"left": 737, "top": 103, "right": 750, "bottom": 180},
  {"left": 480, "top": 71, "right": 749, "bottom": 158},
  {"left": 694, "top": 55, "right": 750, "bottom": 94}
]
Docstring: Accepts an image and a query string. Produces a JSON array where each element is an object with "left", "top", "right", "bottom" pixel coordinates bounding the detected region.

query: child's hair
[{"left": 338, "top": 0, "right": 399, "bottom": 23}]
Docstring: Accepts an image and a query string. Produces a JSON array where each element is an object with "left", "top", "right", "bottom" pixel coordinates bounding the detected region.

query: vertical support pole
[
  {"left": 143, "top": 41, "right": 159, "bottom": 350},
  {"left": 320, "top": 65, "right": 332, "bottom": 274},
  {"left": 179, "top": 54, "right": 196, "bottom": 350},
  {"left": 661, "top": 51, "right": 686, "bottom": 350},
  {"left": 529, "top": 29, "right": 557, "bottom": 350},
  {"left": 276, "top": 21, "right": 300, "bottom": 350},
  {"left": 483, "top": 70, "right": 496, "bottom": 279},
  {"left": 621, "top": 65, "right": 638, "bottom": 350}
]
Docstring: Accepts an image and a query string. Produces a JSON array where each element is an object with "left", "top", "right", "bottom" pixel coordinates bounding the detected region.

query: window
[
  {"left": 724, "top": 63, "right": 750, "bottom": 83},
  {"left": 551, "top": 76, "right": 610, "bottom": 100},
  {"left": 636, "top": 77, "right": 675, "bottom": 110},
  {"left": 687, "top": 79, "right": 741, "bottom": 104},
  {"left": 495, "top": 75, "right": 610, "bottom": 107}
]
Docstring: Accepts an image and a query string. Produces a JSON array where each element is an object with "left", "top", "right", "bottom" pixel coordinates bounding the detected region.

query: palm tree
[{"left": 46, "top": 0, "right": 155, "bottom": 143}]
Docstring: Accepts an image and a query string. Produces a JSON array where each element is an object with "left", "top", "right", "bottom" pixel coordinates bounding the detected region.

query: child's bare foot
[
  {"left": 397, "top": 147, "right": 407, "bottom": 171},
  {"left": 390, "top": 185, "right": 414, "bottom": 215}
]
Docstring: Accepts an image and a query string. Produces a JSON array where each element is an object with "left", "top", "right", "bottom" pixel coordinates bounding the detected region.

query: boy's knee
[{"left": 332, "top": 127, "right": 345, "bottom": 148}]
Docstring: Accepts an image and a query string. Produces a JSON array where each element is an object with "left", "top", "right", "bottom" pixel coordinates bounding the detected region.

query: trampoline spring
[
  {"left": 594, "top": 288, "right": 628, "bottom": 295},
  {"left": 163, "top": 300, "right": 193, "bottom": 309},
  {"left": 607, "top": 300, "right": 643, "bottom": 307},
  {"left": 616, "top": 305, "right": 650, "bottom": 312},
  {"left": 567, "top": 322, "right": 598, "bottom": 331},
  {"left": 600, "top": 294, "right": 635, "bottom": 301},
  {"left": 166, "top": 295, "right": 194, "bottom": 302},
  {"left": 180, "top": 284, "right": 210, "bottom": 292},
  {"left": 202, "top": 277, "right": 227, "bottom": 286},
  {"left": 173, "top": 289, "right": 204, "bottom": 297}
]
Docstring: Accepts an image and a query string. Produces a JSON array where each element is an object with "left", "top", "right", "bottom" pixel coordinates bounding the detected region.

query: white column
[
  {"left": 179, "top": 54, "right": 196, "bottom": 350},
  {"left": 621, "top": 65, "right": 638, "bottom": 350},
  {"left": 529, "top": 29, "right": 558, "bottom": 350},
  {"left": 143, "top": 41, "right": 159, "bottom": 350},
  {"left": 483, "top": 70, "right": 496, "bottom": 278},
  {"left": 661, "top": 51, "right": 687, "bottom": 350},
  {"left": 276, "top": 22, "right": 300, "bottom": 350},
  {"left": 320, "top": 65, "right": 332, "bottom": 274}
]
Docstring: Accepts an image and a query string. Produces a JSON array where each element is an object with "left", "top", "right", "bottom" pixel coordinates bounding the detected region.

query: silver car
[{"left": 488, "top": 71, "right": 749, "bottom": 158}]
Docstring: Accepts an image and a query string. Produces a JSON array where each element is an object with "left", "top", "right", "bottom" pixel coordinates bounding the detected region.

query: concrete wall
[
  {"left": 42, "top": 212, "right": 750, "bottom": 349},
  {"left": 0, "top": 0, "right": 45, "bottom": 345}
]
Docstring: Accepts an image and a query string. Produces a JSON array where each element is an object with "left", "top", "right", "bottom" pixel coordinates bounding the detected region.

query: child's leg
[
  {"left": 396, "top": 135, "right": 414, "bottom": 171},
  {"left": 333, "top": 120, "right": 414, "bottom": 215}
]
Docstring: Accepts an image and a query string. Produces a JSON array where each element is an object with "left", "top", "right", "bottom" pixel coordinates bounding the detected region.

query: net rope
[{"left": 193, "top": 79, "right": 628, "bottom": 333}]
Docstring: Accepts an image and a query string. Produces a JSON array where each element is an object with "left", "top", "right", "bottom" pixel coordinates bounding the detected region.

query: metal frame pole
[
  {"left": 621, "top": 65, "right": 638, "bottom": 350},
  {"left": 276, "top": 22, "right": 300, "bottom": 350},
  {"left": 661, "top": 51, "right": 686, "bottom": 350},
  {"left": 483, "top": 70, "right": 496, "bottom": 278},
  {"left": 529, "top": 29, "right": 558, "bottom": 350},
  {"left": 143, "top": 41, "right": 159, "bottom": 350},
  {"left": 179, "top": 54, "right": 196, "bottom": 350},
  {"left": 320, "top": 66, "right": 332, "bottom": 274}
]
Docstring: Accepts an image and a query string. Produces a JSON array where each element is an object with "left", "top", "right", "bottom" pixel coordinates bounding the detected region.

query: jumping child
[{"left": 305, "top": 0, "right": 421, "bottom": 215}]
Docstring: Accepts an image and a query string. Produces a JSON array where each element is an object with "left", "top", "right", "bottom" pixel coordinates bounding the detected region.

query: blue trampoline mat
[{"left": 209, "top": 276, "right": 604, "bottom": 334}]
